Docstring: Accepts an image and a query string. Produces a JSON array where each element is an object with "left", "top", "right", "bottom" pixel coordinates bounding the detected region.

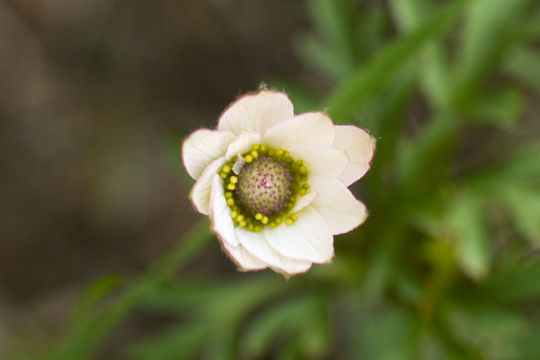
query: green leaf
[
  {"left": 390, "top": 0, "right": 453, "bottom": 111},
  {"left": 307, "top": 0, "right": 358, "bottom": 73},
  {"left": 361, "top": 307, "right": 417, "bottom": 360},
  {"left": 447, "top": 193, "right": 491, "bottom": 280},
  {"left": 469, "top": 87, "right": 526, "bottom": 128},
  {"left": 482, "top": 248, "right": 540, "bottom": 302},
  {"left": 444, "top": 303, "right": 527, "bottom": 359},
  {"left": 325, "top": 0, "right": 468, "bottom": 123},
  {"left": 454, "top": 0, "right": 533, "bottom": 108},
  {"left": 125, "top": 323, "right": 207, "bottom": 360},
  {"left": 499, "top": 187, "right": 540, "bottom": 246},
  {"left": 504, "top": 45, "right": 540, "bottom": 92},
  {"left": 241, "top": 295, "right": 322, "bottom": 358},
  {"left": 70, "top": 274, "right": 123, "bottom": 328},
  {"left": 39, "top": 219, "right": 213, "bottom": 360},
  {"left": 295, "top": 35, "right": 354, "bottom": 81},
  {"left": 466, "top": 141, "right": 540, "bottom": 186}
]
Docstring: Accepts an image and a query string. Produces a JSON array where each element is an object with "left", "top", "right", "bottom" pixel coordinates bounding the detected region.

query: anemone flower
[{"left": 182, "top": 90, "right": 375, "bottom": 275}]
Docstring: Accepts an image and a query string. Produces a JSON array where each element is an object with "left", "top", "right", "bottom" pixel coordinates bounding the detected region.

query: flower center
[
  {"left": 235, "top": 156, "right": 292, "bottom": 217},
  {"left": 220, "top": 144, "right": 310, "bottom": 232}
]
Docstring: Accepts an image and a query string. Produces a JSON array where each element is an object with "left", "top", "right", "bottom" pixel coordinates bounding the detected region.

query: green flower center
[{"left": 219, "top": 144, "right": 310, "bottom": 232}]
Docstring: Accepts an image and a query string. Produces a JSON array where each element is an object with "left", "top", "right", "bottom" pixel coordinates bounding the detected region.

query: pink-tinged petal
[
  {"left": 333, "top": 125, "right": 376, "bottom": 186},
  {"left": 290, "top": 191, "right": 317, "bottom": 213},
  {"left": 182, "top": 129, "right": 235, "bottom": 180},
  {"left": 189, "top": 157, "right": 226, "bottom": 215},
  {"left": 262, "top": 112, "right": 334, "bottom": 149},
  {"left": 217, "top": 90, "right": 294, "bottom": 135},
  {"left": 210, "top": 175, "right": 239, "bottom": 247},
  {"left": 309, "top": 175, "right": 368, "bottom": 235},
  {"left": 225, "top": 131, "right": 261, "bottom": 160},
  {"left": 290, "top": 145, "right": 348, "bottom": 177},
  {"left": 264, "top": 207, "right": 334, "bottom": 263},
  {"left": 236, "top": 227, "right": 312, "bottom": 275},
  {"left": 220, "top": 241, "right": 267, "bottom": 271}
]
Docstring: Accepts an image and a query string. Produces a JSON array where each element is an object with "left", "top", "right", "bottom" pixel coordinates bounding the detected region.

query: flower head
[{"left": 182, "top": 90, "right": 375, "bottom": 275}]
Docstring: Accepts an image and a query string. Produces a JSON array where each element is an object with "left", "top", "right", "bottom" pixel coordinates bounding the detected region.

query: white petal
[
  {"left": 264, "top": 207, "right": 334, "bottom": 263},
  {"left": 290, "top": 145, "right": 348, "bottom": 177},
  {"left": 225, "top": 131, "right": 261, "bottom": 160},
  {"left": 189, "top": 157, "right": 225, "bottom": 215},
  {"left": 217, "top": 90, "right": 294, "bottom": 135},
  {"left": 220, "top": 241, "right": 267, "bottom": 271},
  {"left": 310, "top": 175, "right": 368, "bottom": 235},
  {"left": 236, "top": 227, "right": 312, "bottom": 275},
  {"left": 182, "top": 129, "right": 235, "bottom": 180},
  {"left": 333, "top": 125, "right": 376, "bottom": 186},
  {"left": 290, "top": 191, "right": 317, "bottom": 213},
  {"left": 262, "top": 112, "right": 334, "bottom": 149},
  {"left": 210, "top": 175, "right": 239, "bottom": 247}
]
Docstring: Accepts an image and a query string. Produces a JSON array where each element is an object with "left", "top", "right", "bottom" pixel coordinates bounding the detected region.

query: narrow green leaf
[
  {"left": 361, "top": 307, "right": 417, "bottom": 360},
  {"left": 447, "top": 193, "right": 490, "bottom": 280},
  {"left": 390, "top": 0, "right": 453, "bottom": 111},
  {"left": 241, "top": 296, "right": 320, "bottom": 358},
  {"left": 444, "top": 303, "right": 527, "bottom": 359},
  {"left": 325, "top": 0, "right": 468, "bottom": 123},
  {"left": 454, "top": 0, "right": 533, "bottom": 107},
  {"left": 482, "top": 248, "right": 540, "bottom": 302},
  {"left": 40, "top": 219, "right": 213, "bottom": 360},
  {"left": 125, "top": 323, "right": 207, "bottom": 360},
  {"left": 308, "top": 0, "right": 358, "bottom": 69},
  {"left": 70, "top": 274, "right": 123, "bottom": 329},
  {"left": 466, "top": 141, "right": 540, "bottom": 186},
  {"left": 295, "top": 35, "right": 354, "bottom": 81},
  {"left": 469, "top": 87, "right": 526, "bottom": 128},
  {"left": 499, "top": 187, "right": 540, "bottom": 246}
]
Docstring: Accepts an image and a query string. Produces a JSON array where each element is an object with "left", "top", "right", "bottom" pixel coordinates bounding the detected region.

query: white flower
[{"left": 182, "top": 90, "right": 375, "bottom": 275}]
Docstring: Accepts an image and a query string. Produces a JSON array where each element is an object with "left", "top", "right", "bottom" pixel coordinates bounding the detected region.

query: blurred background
[{"left": 1, "top": 0, "right": 540, "bottom": 359}]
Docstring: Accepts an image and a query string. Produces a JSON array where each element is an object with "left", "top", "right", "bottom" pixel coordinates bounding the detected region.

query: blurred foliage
[{"left": 27, "top": 0, "right": 540, "bottom": 359}]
